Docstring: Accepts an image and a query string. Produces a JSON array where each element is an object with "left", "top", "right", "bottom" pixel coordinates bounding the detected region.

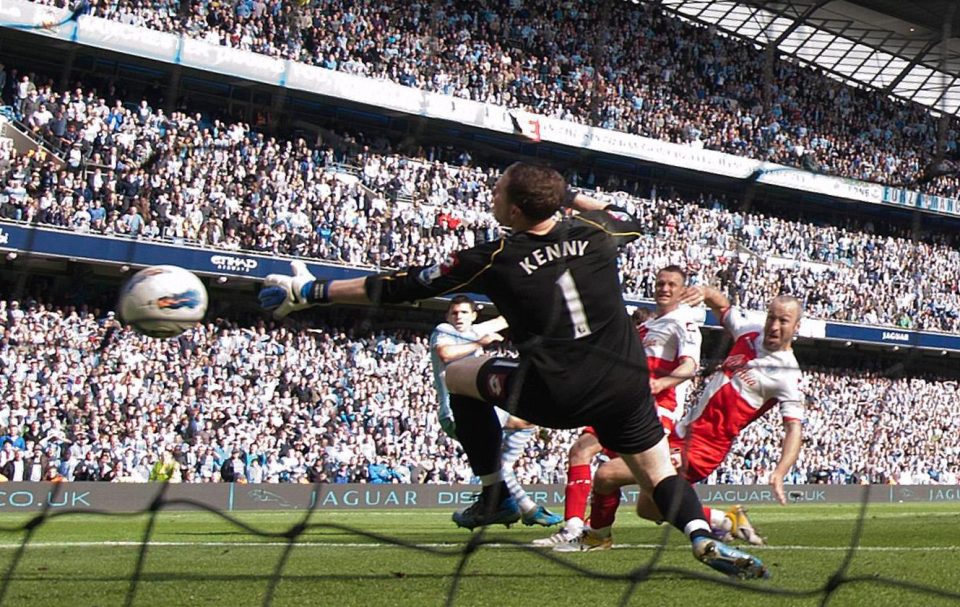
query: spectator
[
  {"left": 28, "top": 0, "right": 960, "bottom": 197},
  {"left": 220, "top": 449, "right": 246, "bottom": 482},
  {"left": 1, "top": 450, "right": 26, "bottom": 481},
  {"left": 149, "top": 449, "right": 181, "bottom": 482}
]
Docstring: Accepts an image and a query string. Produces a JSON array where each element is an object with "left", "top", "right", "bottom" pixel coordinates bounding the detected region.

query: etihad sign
[{"left": 210, "top": 255, "right": 258, "bottom": 273}]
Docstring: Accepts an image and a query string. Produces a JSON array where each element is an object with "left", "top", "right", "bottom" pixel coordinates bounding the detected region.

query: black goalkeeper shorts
[{"left": 475, "top": 356, "right": 664, "bottom": 454}]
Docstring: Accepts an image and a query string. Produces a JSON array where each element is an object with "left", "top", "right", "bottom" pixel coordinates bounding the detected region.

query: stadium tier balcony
[{"left": 2, "top": 71, "right": 960, "bottom": 333}]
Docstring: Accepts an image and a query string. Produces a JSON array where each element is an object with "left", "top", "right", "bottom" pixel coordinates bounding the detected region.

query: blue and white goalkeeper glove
[{"left": 259, "top": 260, "right": 328, "bottom": 319}]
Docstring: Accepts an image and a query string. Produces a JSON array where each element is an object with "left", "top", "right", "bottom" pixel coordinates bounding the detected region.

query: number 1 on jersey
[{"left": 556, "top": 269, "right": 592, "bottom": 339}]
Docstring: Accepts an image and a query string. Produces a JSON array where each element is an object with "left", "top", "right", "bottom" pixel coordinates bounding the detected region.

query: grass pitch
[{"left": 0, "top": 503, "right": 957, "bottom": 606}]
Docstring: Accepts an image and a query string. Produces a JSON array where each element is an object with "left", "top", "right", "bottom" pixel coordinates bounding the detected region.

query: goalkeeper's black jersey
[{"left": 366, "top": 206, "right": 651, "bottom": 406}]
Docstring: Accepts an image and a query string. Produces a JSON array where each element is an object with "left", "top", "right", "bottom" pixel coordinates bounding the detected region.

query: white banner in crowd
[
  {"left": 75, "top": 15, "right": 179, "bottom": 62},
  {"left": 533, "top": 114, "right": 759, "bottom": 178},
  {"left": 180, "top": 37, "right": 286, "bottom": 84},
  {"left": 756, "top": 166, "right": 885, "bottom": 205},
  {"left": 0, "top": 0, "right": 66, "bottom": 30},
  {"left": 4, "top": 0, "right": 960, "bottom": 219}
]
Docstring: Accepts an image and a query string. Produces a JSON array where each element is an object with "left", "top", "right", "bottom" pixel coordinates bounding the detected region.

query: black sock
[
  {"left": 449, "top": 394, "right": 502, "bottom": 477},
  {"left": 652, "top": 475, "right": 710, "bottom": 541},
  {"left": 481, "top": 481, "right": 510, "bottom": 504}
]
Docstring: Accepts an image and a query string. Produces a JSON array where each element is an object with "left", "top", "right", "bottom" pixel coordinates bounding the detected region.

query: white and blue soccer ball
[{"left": 118, "top": 265, "right": 208, "bottom": 338}]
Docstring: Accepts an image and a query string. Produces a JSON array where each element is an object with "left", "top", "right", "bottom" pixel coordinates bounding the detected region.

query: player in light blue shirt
[
  {"left": 430, "top": 295, "right": 561, "bottom": 528},
  {"left": 431, "top": 297, "right": 508, "bottom": 436}
]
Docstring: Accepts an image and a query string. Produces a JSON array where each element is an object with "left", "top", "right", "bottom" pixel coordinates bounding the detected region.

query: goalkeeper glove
[{"left": 259, "top": 260, "right": 329, "bottom": 319}]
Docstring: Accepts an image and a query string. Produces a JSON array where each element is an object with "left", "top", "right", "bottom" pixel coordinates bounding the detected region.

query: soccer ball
[{"left": 118, "top": 265, "right": 208, "bottom": 338}]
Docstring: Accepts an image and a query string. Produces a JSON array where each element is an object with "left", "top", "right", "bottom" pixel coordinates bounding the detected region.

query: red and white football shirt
[
  {"left": 670, "top": 307, "right": 804, "bottom": 481},
  {"left": 637, "top": 304, "right": 702, "bottom": 432}
]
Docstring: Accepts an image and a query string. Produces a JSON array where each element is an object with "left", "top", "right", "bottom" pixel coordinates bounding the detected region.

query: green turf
[{"left": 0, "top": 503, "right": 957, "bottom": 606}]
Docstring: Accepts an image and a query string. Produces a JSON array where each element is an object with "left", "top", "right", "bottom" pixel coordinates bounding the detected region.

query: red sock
[
  {"left": 702, "top": 506, "right": 712, "bottom": 522},
  {"left": 564, "top": 464, "right": 592, "bottom": 521},
  {"left": 587, "top": 489, "right": 622, "bottom": 530}
]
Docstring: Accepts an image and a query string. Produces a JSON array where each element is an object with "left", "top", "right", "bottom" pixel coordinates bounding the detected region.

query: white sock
[
  {"left": 518, "top": 496, "right": 537, "bottom": 513},
  {"left": 684, "top": 519, "right": 713, "bottom": 538},
  {"left": 565, "top": 516, "right": 585, "bottom": 534},
  {"left": 709, "top": 508, "right": 732, "bottom": 531},
  {"left": 501, "top": 428, "right": 535, "bottom": 506}
]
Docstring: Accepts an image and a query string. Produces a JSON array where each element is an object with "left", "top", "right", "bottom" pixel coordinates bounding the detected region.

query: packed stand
[
  {"left": 25, "top": 0, "right": 960, "bottom": 197},
  {"left": 0, "top": 298, "right": 577, "bottom": 484},
  {"left": 605, "top": 190, "right": 960, "bottom": 334},
  {"left": 1, "top": 70, "right": 499, "bottom": 266},
  {"left": 714, "top": 370, "right": 960, "bottom": 485},
  {"left": 0, "top": 299, "right": 957, "bottom": 485},
  {"left": 3, "top": 70, "right": 960, "bottom": 333}
]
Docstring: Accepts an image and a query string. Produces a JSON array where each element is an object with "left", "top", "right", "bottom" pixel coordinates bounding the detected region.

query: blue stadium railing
[{"left": 0, "top": 219, "right": 956, "bottom": 353}]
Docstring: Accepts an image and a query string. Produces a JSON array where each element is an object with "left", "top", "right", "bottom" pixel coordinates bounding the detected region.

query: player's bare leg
[
  {"left": 598, "top": 447, "right": 765, "bottom": 545},
  {"left": 589, "top": 456, "right": 635, "bottom": 531},
  {"left": 631, "top": 473, "right": 766, "bottom": 544},
  {"left": 554, "top": 452, "right": 634, "bottom": 551}
]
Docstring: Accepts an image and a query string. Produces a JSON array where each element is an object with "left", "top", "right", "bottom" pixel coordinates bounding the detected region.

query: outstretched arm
[
  {"left": 679, "top": 285, "right": 730, "bottom": 322},
  {"left": 473, "top": 315, "right": 508, "bottom": 335},
  {"left": 564, "top": 190, "right": 609, "bottom": 213},
  {"left": 327, "top": 277, "right": 373, "bottom": 304},
  {"left": 702, "top": 286, "right": 731, "bottom": 321},
  {"left": 649, "top": 356, "right": 697, "bottom": 395},
  {"left": 770, "top": 419, "right": 803, "bottom": 505},
  {"left": 435, "top": 332, "right": 503, "bottom": 364},
  {"left": 257, "top": 262, "right": 372, "bottom": 318},
  {"left": 434, "top": 315, "right": 507, "bottom": 364},
  {"left": 260, "top": 243, "right": 500, "bottom": 318}
]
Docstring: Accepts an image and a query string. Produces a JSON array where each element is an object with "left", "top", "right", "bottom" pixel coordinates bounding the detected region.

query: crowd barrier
[
  {"left": 3, "top": 220, "right": 959, "bottom": 351},
  {"left": 0, "top": 483, "right": 952, "bottom": 512}
]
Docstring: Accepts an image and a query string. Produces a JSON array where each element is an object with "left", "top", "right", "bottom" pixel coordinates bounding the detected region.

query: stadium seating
[
  {"left": 25, "top": 0, "right": 960, "bottom": 197},
  {"left": 1, "top": 3, "right": 959, "bottom": 488},
  {"left": 3, "top": 73, "right": 960, "bottom": 332},
  {"left": 0, "top": 299, "right": 572, "bottom": 484},
  {"left": 0, "top": 300, "right": 956, "bottom": 485}
]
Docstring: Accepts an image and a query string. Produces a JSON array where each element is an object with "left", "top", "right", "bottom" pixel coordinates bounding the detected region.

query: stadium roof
[{"left": 658, "top": 0, "right": 960, "bottom": 115}]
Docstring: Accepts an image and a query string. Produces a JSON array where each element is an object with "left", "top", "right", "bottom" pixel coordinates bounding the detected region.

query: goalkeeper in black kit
[{"left": 259, "top": 162, "right": 767, "bottom": 579}]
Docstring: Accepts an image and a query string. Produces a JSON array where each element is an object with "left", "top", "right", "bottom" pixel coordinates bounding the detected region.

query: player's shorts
[
  {"left": 581, "top": 426, "right": 620, "bottom": 459},
  {"left": 476, "top": 357, "right": 664, "bottom": 454},
  {"left": 667, "top": 433, "right": 722, "bottom": 483}
]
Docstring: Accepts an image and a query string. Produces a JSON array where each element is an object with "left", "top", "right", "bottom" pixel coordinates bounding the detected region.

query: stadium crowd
[
  {"left": 0, "top": 299, "right": 957, "bottom": 486},
  {"left": 0, "top": 1, "right": 954, "bottom": 507},
  {"left": 714, "top": 370, "right": 960, "bottom": 486},
  {"left": 0, "top": 299, "right": 569, "bottom": 484},
  {"left": 24, "top": 0, "right": 960, "bottom": 196},
  {"left": 2, "top": 71, "right": 960, "bottom": 333}
]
